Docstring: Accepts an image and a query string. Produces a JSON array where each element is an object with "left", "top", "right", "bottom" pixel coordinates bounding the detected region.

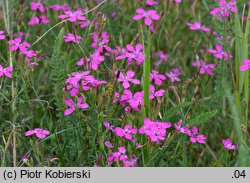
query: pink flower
[
  {"left": 150, "top": 70, "right": 166, "bottom": 86},
  {"left": 188, "top": 127, "right": 206, "bottom": 144},
  {"left": 175, "top": 0, "right": 182, "bottom": 3},
  {"left": 154, "top": 50, "right": 168, "bottom": 66},
  {"left": 240, "top": 59, "right": 250, "bottom": 71},
  {"left": 174, "top": 119, "right": 190, "bottom": 134},
  {"left": 103, "top": 121, "right": 115, "bottom": 132},
  {"left": 222, "top": 138, "right": 238, "bottom": 150},
  {"left": 208, "top": 45, "right": 232, "bottom": 60},
  {"left": 0, "top": 65, "right": 13, "bottom": 78},
  {"left": 210, "top": 0, "right": 238, "bottom": 17},
  {"left": 25, "top": 128, "right": 50, "bottom": 139},
  {"left": 166, "top": 71, "right": 181, "bottom": 83},
  {"left": 64, "top": 33, "right": 81, "bottom": 43},
  {"left": 107, "top": 147, "right": 128, "bottom": 163},
  {"left": 64, "top": 97, "right": 89, "bottom": 116},
  {"left": 123, "top": 155, "right": 137, "bottom": 167},
  {"left": 30, "top": 1, "right": 45, "bottom": 12},
  {"left": 91, "top": 32, "right": 112, "bottom": 54},
  {"left": 117, "top": 70, "right": 141, "bottom": 89},
  {"left": 58, "top": 10, "right": 86, "bottom": 22},
  {"left": 49, "top": 4, "right": 70, "bottom": 11},
  {"left": 149, "top": 85, "right": 165, "bottom": 100},
  {"left": 104, "top": 141, "right": 114, "bottom": 148},
  {"left": 146, "top": 0, "right": 159, "bottom": 6},
  {"left": 40, "top": 15, "right": 50, "bottom": 24},
  {"left": 120, "top": 90, "right": 143, "bottom": 110},
  {"left": 116, "top": 44, "right": 144, "bottom": 65},
  {"left": 23, "top": 49, "right": 37, "bottom": 58},
  {"left": 114, "top": 124, "right": 138, "bottom": 140},
  {"left": 139, "top": 118, "right": 171, "bottom": 143},
  {"left": 28, "top": 16, "right": 40, "bottom": 25},
  {"left": 192, "top": 60, "right": 215, "bottom": 75},
  {"left": 186, "top": 22, "right": 210, "bottom": 32},
  {"left": 22, "top": 155, "right": 29, "bottom": 163},
  {"left": 78, "top": 20, "right": 92, "bottom": 28},
  {"left": 133, "top": 8, "right": 160, "bottom": 27},
  {"left": 0, "top": 30, "right": 6, "bottom": 40},
  {"left": 8, "top": 38, "right": 30, "bottom": 52}
]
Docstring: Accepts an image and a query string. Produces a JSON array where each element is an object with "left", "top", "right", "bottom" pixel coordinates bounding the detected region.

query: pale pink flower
[
  {"left": 49, "top": 4, "right": 70, "bottom": 11},
  {"left": 58, "top": 10, "right": 86, "bottom": 22},
  {"left": 25, "top": 128, "right": 50, "bottom": 139},
  {"left": 64, "top": 33, "right": 81, "bottom": 43},
  {"left": 104, "top": 141, "right": 114, "bottom": 148},
  {"left": 0, "top": 30, "right": 6, "bottom": 40},
  {"left": 192, "top": 60, "right": 215, "bottom": 75},
  {"left": 154, "top": 50, "right": 168, "bottom": 66},
  {"left": 0, "top": 65, "right": 13, "bottom": 78},
  {"left": 123, "top": 155, "right": 137, "bottom": 167},
  {"left": 210, "top": 0, "right": 238, "bottom": 17},
  {"left": 186, "top": 22, "right": 210, "bottom": 32},
  {"left": 175, "top": 0, "right": 182, "bottom": 3},
  {"left": 208, "top": 45, "right": 232, "bottom": 60}
]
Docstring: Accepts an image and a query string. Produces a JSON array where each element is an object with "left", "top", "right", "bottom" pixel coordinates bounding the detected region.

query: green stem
[{"left": 142, "top": 28, "right": 151, "bottom": 119}]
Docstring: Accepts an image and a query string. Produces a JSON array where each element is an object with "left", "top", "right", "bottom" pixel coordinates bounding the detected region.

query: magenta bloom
[
  {"left": 175, "top": 0, "right": 182, "bottom": 3},
  {"left": 30, "top": 1, "right": 45, "bottom": 12},
  {"left": 222, "top": 138, "right": 238, "bottom": 150},
  {"left": 23, "top": 49, "right": 37, "bottom": 58},
  {"left": 210, "top": 0, "right": 238, "bottom": 17},
  {"left": 25, "top": 128, "right": 50, "bottom": 139},
  {"left": 117, "top": 70, "right": 141, "bottom": 89},
  {"left": 0, "top": 65, "right": 13, "bottom": 78},
  {"left": 139, "top": 118, "right": 171, "bottom": 143},
  {"left": 116, "top": 44, "right": 144, "bottom": 65},
  {"left": 149, "top": 85, "right": 165, "bottom": 100},
  {"left": 192, "top": 60, "right": 215, "bottom": 75},
  {"left": 64, "top": 33, "right": 81, "bottom": 43},
  {"left": 240, "top": 59, "right": 250, "bottom": 71},
  {"left": 114, "top": 124, "right": 138, "bottom": 140},
  {"left": 123, "top": 155, "right": 137, "bottom": 167},
  {"left": 186, "top": 22, "right": 210, "bottom": 32},
  {"left": 174, "top": 119, "right": 190, "bottom": 134},
  {"left": 104, "top": 141, "right": 114, "bottom": 148},
  {"left": 91, "top": 32, "right": 112, "bottom": 54},
  {"left": 0, "top": 30, "right": 6, "bottom": 40},
  {"left": 120, "top": 90, "right": 143, "bottom": 110},
  {"left": 154, "top": 50, "right": 168, "bottom": 66},
  {"left": 64, "top": 97, "right": 89, "bottom": 116},
  {"left": 188, "top": 127, "right": 206, "bottom": 144},
  {"left": 107, "top": 147, "right": 128, "bottom": 163},
  {"left": 150, "top": 70, "right": 166, "bottom": 86},
  {"left": 133, "top": 8, "right": 160, "bottom": 26},
  {"left": 49, "top": 4, "right": 70, "bottom": 11},
  {"left": 58, "top": 10, "right": 86, "bottom": 22},
  {"left": 146, "top": 0, "right": 158, "bottom": 6},
  {"left": 8, "top": 38, "right": 30, "bottom": 53},
  {"left": 208, "top": 45, "right": 232, "bottom": 60}
]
